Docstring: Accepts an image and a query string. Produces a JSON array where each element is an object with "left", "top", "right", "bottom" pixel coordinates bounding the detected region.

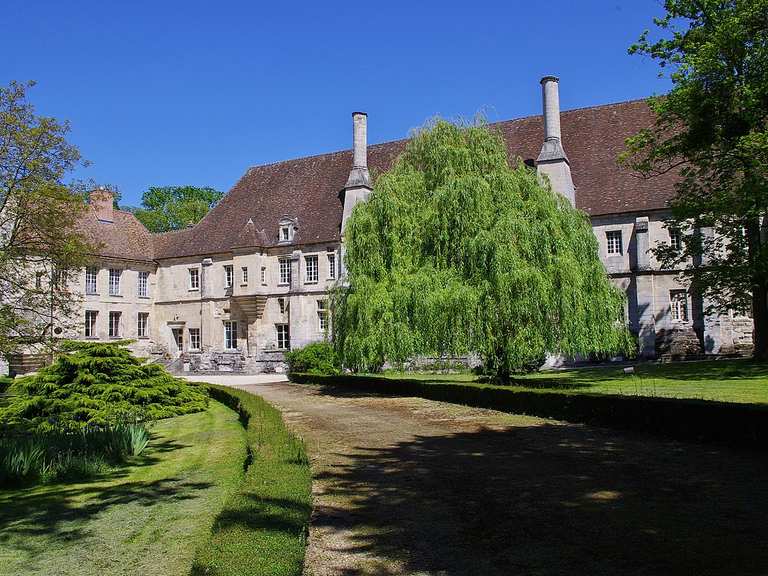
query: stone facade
[{"left": 0, "top": 77, "right": 754, "bottom": 376}]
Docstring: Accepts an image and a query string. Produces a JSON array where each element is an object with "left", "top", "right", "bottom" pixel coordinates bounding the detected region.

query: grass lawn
[
  {"left": 193, "top": 385, "right": 312, "bottom": 576},
  {"left": 384, "top": 358, "right": 768, "bottom": 404},
  {"left": 0, "top": 400, "right": 247, "bottom": 576}
]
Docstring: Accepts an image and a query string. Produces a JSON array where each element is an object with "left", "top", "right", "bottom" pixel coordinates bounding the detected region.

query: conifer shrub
[
  {"left": 0, "top": 340, "right": 207, "bottom": 432},
  {"left": 284, "top": 341, "right": 340, "bottom": 375}
]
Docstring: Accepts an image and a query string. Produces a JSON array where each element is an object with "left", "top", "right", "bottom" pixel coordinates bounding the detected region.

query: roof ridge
[{"left": 239, "top": 97, "right": 651, "bottom": 173}]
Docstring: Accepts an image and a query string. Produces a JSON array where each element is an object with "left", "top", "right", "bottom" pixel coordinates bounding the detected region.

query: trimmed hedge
[
  {"left": 193, "top": 385, "right": 312, "bottom": 576},
  {"left": 290, "top": 373, "right": 768, "bottom": 448}
]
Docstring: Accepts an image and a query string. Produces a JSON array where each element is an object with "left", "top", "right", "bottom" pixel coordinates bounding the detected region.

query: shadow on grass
[
  {"left": 0, "top": 437, "right": 207, "bottom": 547},
  {"left": 210, "top": 494, "right": 311, "bottom": 536},
  {"left": 307, "top": 402, "right": 768, "bottom": 574}
]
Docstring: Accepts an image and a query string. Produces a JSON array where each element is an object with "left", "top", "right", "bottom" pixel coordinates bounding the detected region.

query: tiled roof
[
  {"left": 121, "top": 98, "right": 677, "bottom": 261},
  {"left": 79, "top": 207, "right": 155, "bottom": 262}
]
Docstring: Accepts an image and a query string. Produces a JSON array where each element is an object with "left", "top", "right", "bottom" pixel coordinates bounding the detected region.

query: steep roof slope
[
  {"left": 152, "top": 99, "right": 677, "bottom": 260},
  {"left": 80, "top": 207, "right": 155, "bottom": 262}
]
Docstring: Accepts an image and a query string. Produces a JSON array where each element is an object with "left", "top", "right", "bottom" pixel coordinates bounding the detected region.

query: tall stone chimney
[
  {"left": 342, "top": 112, "right": 372, "bottom": 233},
  {"left": 90, "top": 187, "right": 115, "bottom": 223},
  {"left": 346, "top": 112, "right": 371, "bottom": 188},
  {"left": 536, "top": 76, "right": 576, "bottom": 205}
]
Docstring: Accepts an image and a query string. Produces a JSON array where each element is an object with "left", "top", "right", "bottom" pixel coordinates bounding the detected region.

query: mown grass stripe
[{"left": 193, "top": 385, "right": 312, "bottom": 576}]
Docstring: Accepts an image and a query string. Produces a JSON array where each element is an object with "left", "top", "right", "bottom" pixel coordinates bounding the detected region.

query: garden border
[
  {"left": 290, "top": 373, "right": 768, "bottom": 449},
  {"left": 192, "top": 384, "right": 312, "bottom": 576}
]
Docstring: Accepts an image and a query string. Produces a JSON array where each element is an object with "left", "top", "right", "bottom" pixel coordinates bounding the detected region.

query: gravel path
[{"left": 238, "top": 380, "right": 768, "bottom": 576}]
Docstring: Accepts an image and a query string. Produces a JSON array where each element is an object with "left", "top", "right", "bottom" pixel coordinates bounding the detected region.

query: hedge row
[
  {"left": 193, "top": 385, "right": 312, "bottom": 576},
  {"left": 290, "top": 373, "right": 768, "bottom": 449}
]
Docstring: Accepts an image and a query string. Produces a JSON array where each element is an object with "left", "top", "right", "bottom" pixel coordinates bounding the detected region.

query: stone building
[{"left": 2, "top": 77, "right": 753, "bottom": 375}]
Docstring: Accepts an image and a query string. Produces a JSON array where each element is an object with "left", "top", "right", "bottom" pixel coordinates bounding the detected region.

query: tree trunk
[
  {"left": 752, "top": 282, "right": 768, "bottom": 360},
  {"left": 748, "top": 217, "right": 768, "bottom": 360}
]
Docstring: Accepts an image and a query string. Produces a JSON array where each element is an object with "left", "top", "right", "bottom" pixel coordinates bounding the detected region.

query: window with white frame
[
  {"left": 108, "top": 311, "right": 121, "bottom": 338},
  {"left": 138, "top": 271, "right": 149, "bottom": 297},
  {"left": 317, "top": 299, "right": 328, "bottom": 332},
  {"left": 189, "top": 328, "right": 201, "bottom": 351},
  {"left": 276, "top": 324, "right": 290, "bottom": 350},
  {"left": 279, "top": 226, "right": 291, "bottom": 242},
  {"left": 224, "top": 321, "right": 238, "bottom": 349},
  {"left": 109, "top": 269, "right": 121, "bottom": 295},
  {"left": 606, "top": 230, "right": 623, "bottom": 255},
  {"left": 85, "top": 310, "right": 97, "bottom": 338},
  {"left": 327, "top": 253, "right": 336, "bottom": 280},
  {"left": 137, "top": 312, "right": 149, "bottom": 338},
  {"left": 670, "top": 290, "right": 688, "bottom": 322},
  {"left": 224, "top": 265, "right": 234, "bottom": 288},
  {"left": 305, "top": 255, "right": 318, "bottom": 283},
  {"left": 670, "top": 229, "right": 683, "bottom": 252},
  {"left": 85, "top": 267, "right": 98, "bottom": 294},
  {"left": 278, "top": 297, "right": 288, "bottom": 315},
  {"left": 189, "top": 268, "right": 200, "bottom": 290},
  {"left": 261, "top": 266, "right": 267, "bottom": 285},
  {"left": 241, "top": 266, "right": 248, "bottom": 284},
  {"left": 279, "top": 258, "right": 291, "bottom": 285}
]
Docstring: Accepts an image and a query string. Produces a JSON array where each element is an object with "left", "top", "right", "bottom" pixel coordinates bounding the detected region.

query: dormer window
[{"left": 278, "top": 216, "right": 297, "bottom": 244}]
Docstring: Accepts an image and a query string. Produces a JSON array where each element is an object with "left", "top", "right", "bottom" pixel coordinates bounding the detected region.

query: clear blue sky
[{"left": 3, "top": 0, "right": 670, "bottom": 207}]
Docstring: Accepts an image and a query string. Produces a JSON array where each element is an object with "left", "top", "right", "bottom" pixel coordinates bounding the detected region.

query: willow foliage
[{"left": 333, "top": 119, "right": 632, "bottom": 378}]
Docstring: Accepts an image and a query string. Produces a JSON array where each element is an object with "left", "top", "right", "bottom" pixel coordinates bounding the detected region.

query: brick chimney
[
  {"left": 90, "top": 187, "right": 115, "bottom": 223},
  {"left": 536, "top": 76, "right": 575, "bottom": 205}
]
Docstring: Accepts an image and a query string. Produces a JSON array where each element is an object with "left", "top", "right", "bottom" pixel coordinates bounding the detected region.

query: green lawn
[
  {"left": 193, "top": 385, "right": 312, "bottom": 576},
  {"left": 385, "top": 358, "right": 768, "bottom": 404},
  {"left": 0, "top": 401, "right": 247, "bottom": 576}
]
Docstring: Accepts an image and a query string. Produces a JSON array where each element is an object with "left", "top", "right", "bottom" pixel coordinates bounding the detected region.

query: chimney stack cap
[
  {"left": 90, "top": 188, "right": 115, "bottom": 223},
  {"left": 540, "top": 75, "right": 560, "bottom": 84},
  {"left": 352, "top": 111, "right": 367, "bottom": 117}
]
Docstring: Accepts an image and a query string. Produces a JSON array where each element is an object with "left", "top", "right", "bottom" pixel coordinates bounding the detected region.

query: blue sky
[{"left": 3, "top": 1, "right": 670, "bottom": 207}]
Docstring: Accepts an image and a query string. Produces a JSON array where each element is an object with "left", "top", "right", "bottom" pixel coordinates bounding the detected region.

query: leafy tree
[
  {"left": 0, "top": 81, "right": 93, "bottom": 357},
  {"left": 131, "top": 185, "right": 223, "bottom": 232},
  {"left": 334, "top": 119, "right": 632, "bottom": 379},
  {"left": 624, "top": 0, "right": 768, "bottom": 357}
]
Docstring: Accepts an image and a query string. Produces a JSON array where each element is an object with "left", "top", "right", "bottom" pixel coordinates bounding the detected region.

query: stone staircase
[{"left": 8, "top": 353, "right": 51, "bottom": 376}]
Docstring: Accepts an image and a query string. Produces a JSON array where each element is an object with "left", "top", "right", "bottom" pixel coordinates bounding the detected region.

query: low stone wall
[
  {"left": 186, "top": 350, "right": 247, "bottom": 372},
  {"left": 175, "top": 349, "right": 288, "bottom": 374}
]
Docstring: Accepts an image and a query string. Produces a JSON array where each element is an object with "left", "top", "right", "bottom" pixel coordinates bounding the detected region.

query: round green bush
[{"left": 284, "top": 341, "right": 340, "bottom": 375}]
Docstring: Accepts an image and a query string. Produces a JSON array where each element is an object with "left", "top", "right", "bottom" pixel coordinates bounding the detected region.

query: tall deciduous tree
[
  {"left": 624, "top": 0, "right": 768, "bottom": 357},
  {"left": 131, "top": 186, "right": 223, "bottom": 232},
  {"left": 0, "top": 81, "right": 93, "bottom": 356},
  {"left": 334, "top": 119, "right": 631, "bottom": 379}
]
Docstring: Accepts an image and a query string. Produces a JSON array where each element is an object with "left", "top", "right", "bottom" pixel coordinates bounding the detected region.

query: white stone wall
[
  {"left": 70, "top": 260, "right": 158, "bottom": 358},
  {"left": 592, "top": 211, "right": 753, "bottom": 358},
  {"left": 29, "top": 206, "right": 752, "bottom": 373}
]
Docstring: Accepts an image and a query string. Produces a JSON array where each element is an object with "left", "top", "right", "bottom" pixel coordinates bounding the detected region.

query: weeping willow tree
[{"left": 333, "top": 118, "right": 632, "bottom": 379}]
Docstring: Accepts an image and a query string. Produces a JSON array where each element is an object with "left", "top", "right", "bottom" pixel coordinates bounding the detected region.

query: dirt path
[{"left": 243, "top": 381, "right": 768, "bottom": 576}]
